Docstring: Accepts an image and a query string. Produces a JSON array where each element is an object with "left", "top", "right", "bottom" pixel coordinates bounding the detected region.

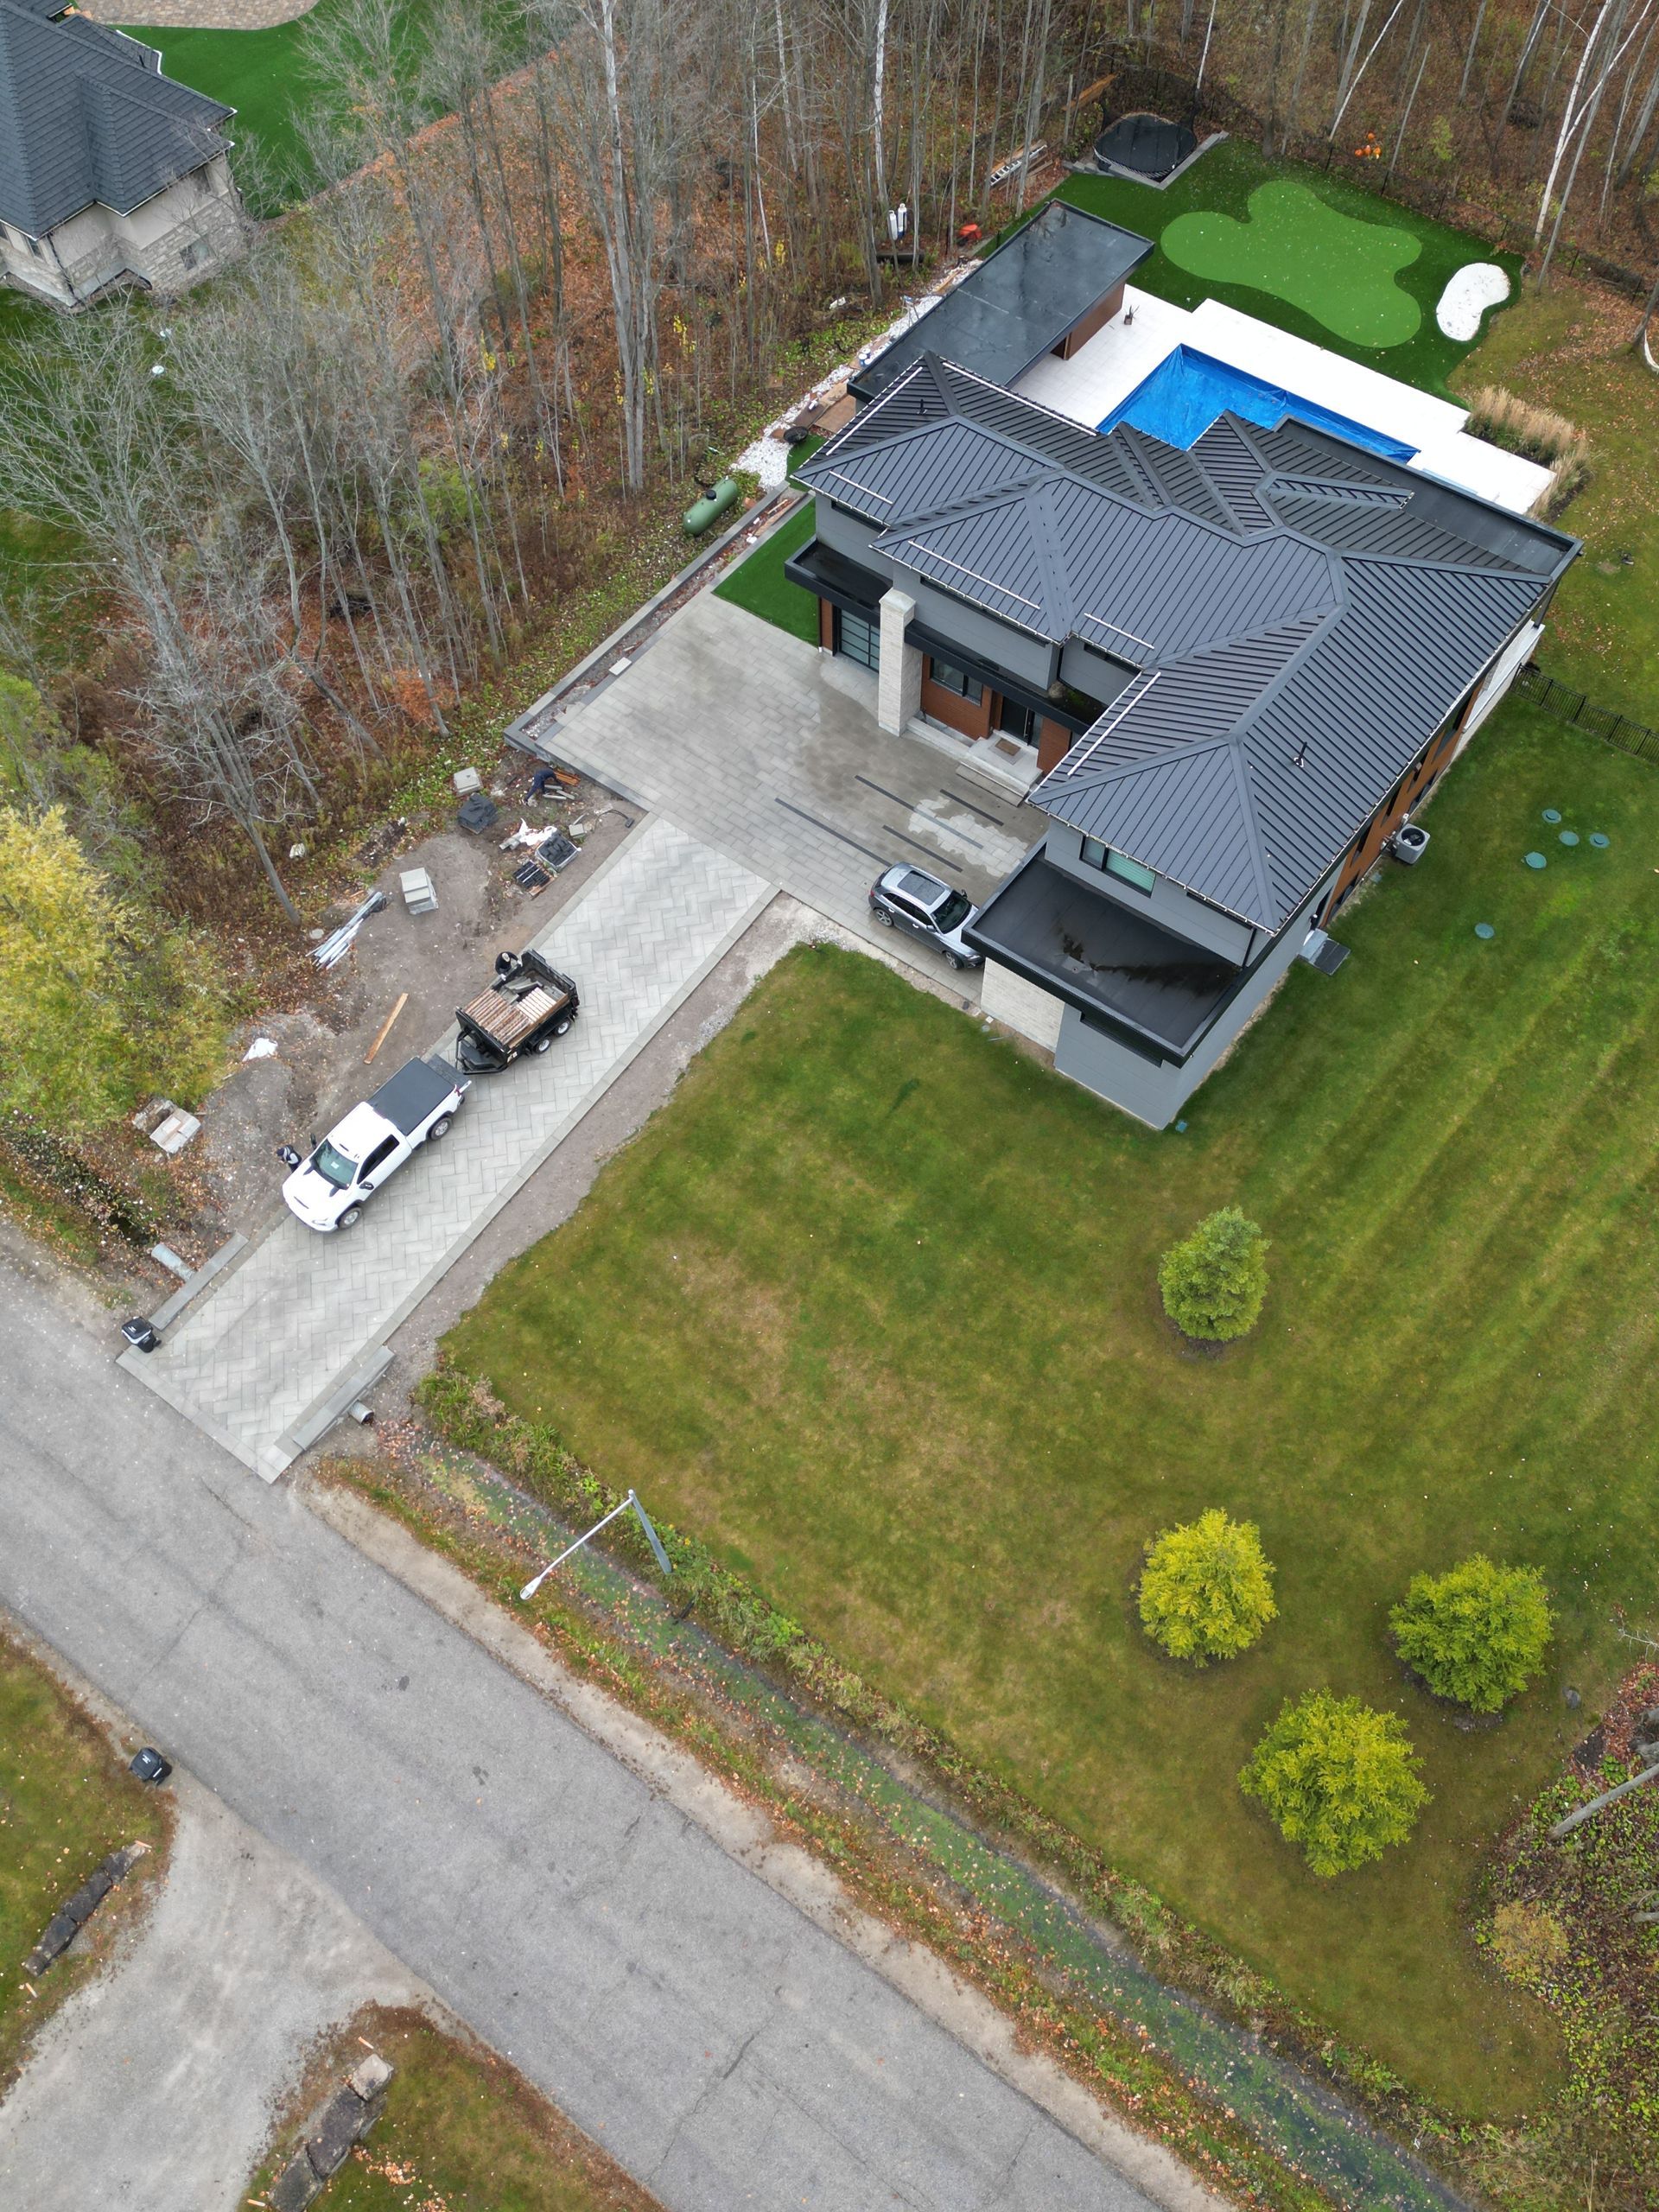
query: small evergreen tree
[
  {"left": 1158, "top": 1207, "right": 1269, "bottom": 1342},
  {"left": 1239, "top": 1691, "right": 1427, "bottom": 1876},
  {"left": 1138, "top": 1509, "right": 1277, "bottom": 1664},
  {"left": 1389, "top": 1555, "right": 1554, "bottom": 1713}
]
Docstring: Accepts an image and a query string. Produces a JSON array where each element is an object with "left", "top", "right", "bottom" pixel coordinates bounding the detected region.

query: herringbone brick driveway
[{"left": 120, "top": 820, "right": 771, "bottom": 1478}]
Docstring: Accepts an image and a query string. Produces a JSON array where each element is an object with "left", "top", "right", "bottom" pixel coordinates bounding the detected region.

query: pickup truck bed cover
[{"left": 367, "top": 1056, "right": 459, "bottom": 1136}]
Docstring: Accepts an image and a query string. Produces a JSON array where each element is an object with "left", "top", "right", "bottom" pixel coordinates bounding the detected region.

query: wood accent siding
[
  {"left": 817, "top": 595, "right": 835, "bottom": 651},
  {"left": 1036, "top": 716, "right": 1072, "bottom": 773},
  {"left": 1054, "top": 283, "right": 1125, "bottom": 360},
  {"left": 921, "top": 660, "right": 994, "bottom": 738},
  {"left": 1321, "top": 717, "right": 1463, "bottom": 918}
]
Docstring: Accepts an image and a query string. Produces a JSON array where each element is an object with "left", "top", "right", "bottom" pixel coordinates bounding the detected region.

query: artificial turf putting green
[
  {"left": 445, "top": 696, "right": 1659, "bottom": 2120},
  {"left": 1162, "top": 178, "right": 1422, "bottom": 347},
  {"left": 1056, "top": 137, "right": 1518, "bottom": 397}
]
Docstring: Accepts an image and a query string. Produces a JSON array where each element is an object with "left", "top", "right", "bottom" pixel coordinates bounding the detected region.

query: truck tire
[
  {"left": 530, "top": 1033, "right": 554, "bottom": 1055},
  {"left": 339, "top": 1203, "right": 363, "bottom": 1229},
  {"left": 427, "top": 1115, "right": 452, "bottom": 1141},
  {"left": 552, "top": 1014, "right": 574, "bottom": 1037}
]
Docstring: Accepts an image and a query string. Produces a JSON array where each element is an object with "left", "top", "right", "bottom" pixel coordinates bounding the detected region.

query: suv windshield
[
  {"left": 933, "top": 889, "right": 972, "bottom": 932},
  {"left": 311, "top": 1140, "right": 359, "bottom": 1190}
]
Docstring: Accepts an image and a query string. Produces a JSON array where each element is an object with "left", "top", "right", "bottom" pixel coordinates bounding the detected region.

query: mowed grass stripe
[{"left": 448, "top": 701, "right": 1659, "bottom": 2117}]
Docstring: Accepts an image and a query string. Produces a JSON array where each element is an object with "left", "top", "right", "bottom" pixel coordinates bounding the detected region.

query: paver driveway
[
  {"left": 120, "top": 819, "right": 771, "bottom": 1478},
  {"left": 532, "top": 591, "right": 1036, "bottom": 976}
]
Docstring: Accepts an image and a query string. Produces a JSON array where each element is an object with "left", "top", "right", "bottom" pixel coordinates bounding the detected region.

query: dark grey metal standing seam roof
[
  {"left": 849, "top": 200, "right": 1153, "bottom": 403},
  {"left": 0, "top": 1, "right": 231, "bottom": 237},
  {"left": 798, "top": 353, "right": 1578, "bottom": 931}
]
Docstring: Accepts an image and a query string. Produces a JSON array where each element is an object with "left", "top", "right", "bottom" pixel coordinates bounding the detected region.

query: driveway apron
[{"left": 119, "top": 817, "right": 772, "bottom": 1479}]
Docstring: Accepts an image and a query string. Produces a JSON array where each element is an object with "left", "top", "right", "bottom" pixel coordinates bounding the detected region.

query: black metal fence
[{"left": 1515, "top": 662, "right": 1659, "bottom": 765}]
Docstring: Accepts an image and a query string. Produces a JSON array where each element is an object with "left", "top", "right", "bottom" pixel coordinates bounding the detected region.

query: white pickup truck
[{"left": 279, "top": 1056, "right": 469, "bottom": 1232}]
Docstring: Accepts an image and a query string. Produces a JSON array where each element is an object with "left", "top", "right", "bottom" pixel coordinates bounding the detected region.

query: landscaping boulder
[
  {"left": 347, "top": 2052, "right": 395, "bottom": 2101},
  {"left": 268, "top": 2155, "right": 322, "bottom": 2212},
  {"left": 306, "top": 2087, "right": 372, "bottom": 2177}
]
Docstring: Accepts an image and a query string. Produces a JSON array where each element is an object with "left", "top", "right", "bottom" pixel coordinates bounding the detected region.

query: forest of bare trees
[{"left": 3, "top": 0, "right": 1659, "bottom": 1059}]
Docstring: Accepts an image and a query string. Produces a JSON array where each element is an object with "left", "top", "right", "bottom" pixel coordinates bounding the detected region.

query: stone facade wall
[{"left": 0, "top": 156, "right": 245, "bottom": 308}]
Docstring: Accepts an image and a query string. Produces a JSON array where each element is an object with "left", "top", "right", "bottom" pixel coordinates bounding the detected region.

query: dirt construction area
[{"left": 188, "top": 789, "right": 638, "bottom": 1244}]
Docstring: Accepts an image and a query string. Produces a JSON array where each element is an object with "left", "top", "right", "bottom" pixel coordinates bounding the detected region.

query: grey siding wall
[
  {"left": 1052, "top": 874, "right": 1334, "bottom": 1126},
  {"left": 1042, "top": 825, "right": 1257, "bottom": 964},
  {"left": 1058, "top": 638, "right": 1135, "bottom": 707},
  {"left": 812, "top": 499, "right": 1057, "bottom": 689}
]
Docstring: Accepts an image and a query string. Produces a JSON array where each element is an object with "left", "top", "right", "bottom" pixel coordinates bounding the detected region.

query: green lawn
[
  {"left": 1454, "top": 283, "right": 1659, "bottom": 725},
  {"left": 0, "top": 287, "right": 76, "bottom": 599},
  {"left": 128, "top": 0, "right": 435, "bottom": 212},
  {"left": 443, "top": 696, "right": 1659, "bottom": 2121},
  {"left": 1057, "top": 137, "right": 1519, "bottom": 397},
  {"left": 713, "top": 501, "right": 819, "bottom": 643},
  {"left": 253, "top": 2012, "right": 659, "bottom": 2210},
  {"left": 0, "top": 1634, "right": 168, "bottom": 2092}
]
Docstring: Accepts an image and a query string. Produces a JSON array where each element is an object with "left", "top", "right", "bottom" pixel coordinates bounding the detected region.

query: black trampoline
[{"left": 1094, "top": 111, "right": 1197, "bottom": 181}]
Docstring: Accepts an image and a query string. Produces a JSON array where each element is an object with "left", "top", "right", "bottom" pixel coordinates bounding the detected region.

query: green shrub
[
  {"left": 1138, "top": 1509, "right": 1277, "bottom": 1664},
  {"left": 1389, "top": 1554, "right": 1554, "bottom": 1713},
  {"left": 1239, "top": 1691, "right": 1427, "bottom": 1876},
  {"left": 1158, "top": 1206, "right": 1269, "bottom": 1342}
]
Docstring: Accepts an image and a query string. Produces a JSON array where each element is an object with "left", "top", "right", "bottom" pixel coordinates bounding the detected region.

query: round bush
[
  {"left": 1238, "top": 1691, "right": 1427, "bottom": 1876},
  {"left": 1157, "top": 1207, "right": 1268, "bottom": 1342},
  {"left": 1389, "top": 1554, "right": 1554, "bottom": 1713},
  {"left": 1138, "top": 1509, "right": 1277, "bottom": 1664}
]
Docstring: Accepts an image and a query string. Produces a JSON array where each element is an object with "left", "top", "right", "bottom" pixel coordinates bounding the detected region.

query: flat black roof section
[
  {"left": 966, "top": 852, "right": 1239, "bottom": 1059},
  {"left": 849, "top": 201, "right": 1153, "bottom": 403}
]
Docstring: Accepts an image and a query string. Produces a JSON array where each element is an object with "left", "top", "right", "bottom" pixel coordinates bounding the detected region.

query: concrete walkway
[
  {"left": 120, "top": 817, "right": 771, "bottom": 1479},
  {"left": 535, "top": 592, "right": 1036, "bottom": 980}
]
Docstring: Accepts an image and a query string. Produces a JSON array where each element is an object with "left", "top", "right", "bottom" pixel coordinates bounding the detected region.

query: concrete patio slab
[
  {"left": 529, "top": 590, "right": 1036, "bottom": 982},
  {"left": 118, "top": 817, "right": 772, "bottom": 1478}
]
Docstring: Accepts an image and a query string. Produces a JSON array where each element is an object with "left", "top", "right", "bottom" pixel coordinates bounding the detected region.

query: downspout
[{"left": 44, "top": 229, "right": 83, "bottom": 308}]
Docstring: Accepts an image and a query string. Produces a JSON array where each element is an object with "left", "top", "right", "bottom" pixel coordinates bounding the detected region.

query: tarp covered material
[
  {"left": 1097, "top": 345, "right": 1418, "bottom": 462},
  {"left": 1095, "top": 112, "right": 1197, "bottom": 180}
]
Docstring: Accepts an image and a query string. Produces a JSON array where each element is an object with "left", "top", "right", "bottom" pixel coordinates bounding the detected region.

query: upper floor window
[{"left": 1080, "top": 838, "right": 1156, "bottom": 893}]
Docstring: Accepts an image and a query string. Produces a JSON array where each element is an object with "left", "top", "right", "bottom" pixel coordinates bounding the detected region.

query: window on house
[
  {"left": 1080, "top": 838, "right": 1157, "bottom": 893},
  {"left": 928, "top": 658, "right": 982, "bottom": 703},
  {"left": 837, "top": 608, "right": 880, "bottom": 671},
  {"left": 25, "top": 234, "right": 43, "bottom": 258},
  {"left": 179, "top": 238, "right": 207, "bottom": 271}
]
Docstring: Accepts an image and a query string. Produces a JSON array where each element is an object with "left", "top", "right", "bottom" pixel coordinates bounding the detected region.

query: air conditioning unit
[{"left": 1390, "top": 823, "right": 1430, "bottom": 866}]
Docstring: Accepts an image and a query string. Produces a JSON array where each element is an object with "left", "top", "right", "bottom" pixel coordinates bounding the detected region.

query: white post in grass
[{"left": 519, "top": 1491, "right": 674, "bottom": 1601}]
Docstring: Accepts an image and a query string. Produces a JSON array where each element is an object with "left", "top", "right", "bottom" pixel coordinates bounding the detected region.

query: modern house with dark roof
[
  {"left": 0, "top": 0, "right": 243, "bottom": 308},
  {"left": 789, "top": 210, "right": 1577, "bottom": 1127}
]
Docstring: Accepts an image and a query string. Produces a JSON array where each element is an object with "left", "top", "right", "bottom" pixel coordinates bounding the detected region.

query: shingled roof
[
  {"left": 0, "top": 0, "right": 232, "bottom": 238},
  {"left": 798, "top": 355, "right": 1576, "bottom": 931}
]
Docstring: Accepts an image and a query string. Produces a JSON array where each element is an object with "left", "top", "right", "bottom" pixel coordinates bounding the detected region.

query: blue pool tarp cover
[{"left": 1097, "top": 345, "right": 1417, "bottom": 463}]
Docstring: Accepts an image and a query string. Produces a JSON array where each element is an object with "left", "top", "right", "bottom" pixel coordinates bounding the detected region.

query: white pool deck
[{"left": 1014, "top": 285, "right": 1552, "bottom": 518}]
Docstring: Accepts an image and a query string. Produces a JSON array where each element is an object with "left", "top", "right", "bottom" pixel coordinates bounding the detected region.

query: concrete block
[
  {"left": 307, "top": 2087, "right": 371, "bottom": 2176},
  {"left": 347, "top": 2052, "right": 395, "bottom": 2101},
  {"left": 268, "top": 2155, "right": 322, "bottom": 2212}
]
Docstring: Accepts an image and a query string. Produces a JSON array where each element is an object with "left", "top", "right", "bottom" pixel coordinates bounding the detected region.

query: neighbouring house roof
[
  {"left": 849, "top": 200, "right": 1154, "bottom": 404},
  {"left": 798, "top": 353, "right": 1577, "bottom": 931},
  {"left": 0, "top": 0, "right": 232, "bottom": 238}
]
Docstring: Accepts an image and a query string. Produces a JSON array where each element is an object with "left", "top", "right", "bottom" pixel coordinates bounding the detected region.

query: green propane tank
[{"left": 683, "top": 476, "right": 741, "bottom": 535}]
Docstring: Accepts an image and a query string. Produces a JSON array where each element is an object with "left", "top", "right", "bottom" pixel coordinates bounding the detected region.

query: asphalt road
[{"left": 0, "top": 1252, "right": 1156, "bottom": 2212}]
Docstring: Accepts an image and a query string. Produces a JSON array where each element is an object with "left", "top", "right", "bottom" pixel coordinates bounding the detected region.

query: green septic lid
[
  {"left": 1542, "top": 808, "right": 1562, "bottom": 823},
  {"left": 1475, "top": 922, "right": 1495, "bottom": 938},
  {"left": 1560, "top": 830, "right": 1580, "bottom": 847},
  {"left": 1524, "top": 851, "right": 1548, "bottom": 869},
  {"left": 1590, "top": 831, "right": 1610, "bottom": 848}
]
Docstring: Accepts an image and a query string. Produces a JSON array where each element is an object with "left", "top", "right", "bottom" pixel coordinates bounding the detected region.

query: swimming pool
[{"left": 1097, "top": 344, "right": 1418, "bottom": 462}]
